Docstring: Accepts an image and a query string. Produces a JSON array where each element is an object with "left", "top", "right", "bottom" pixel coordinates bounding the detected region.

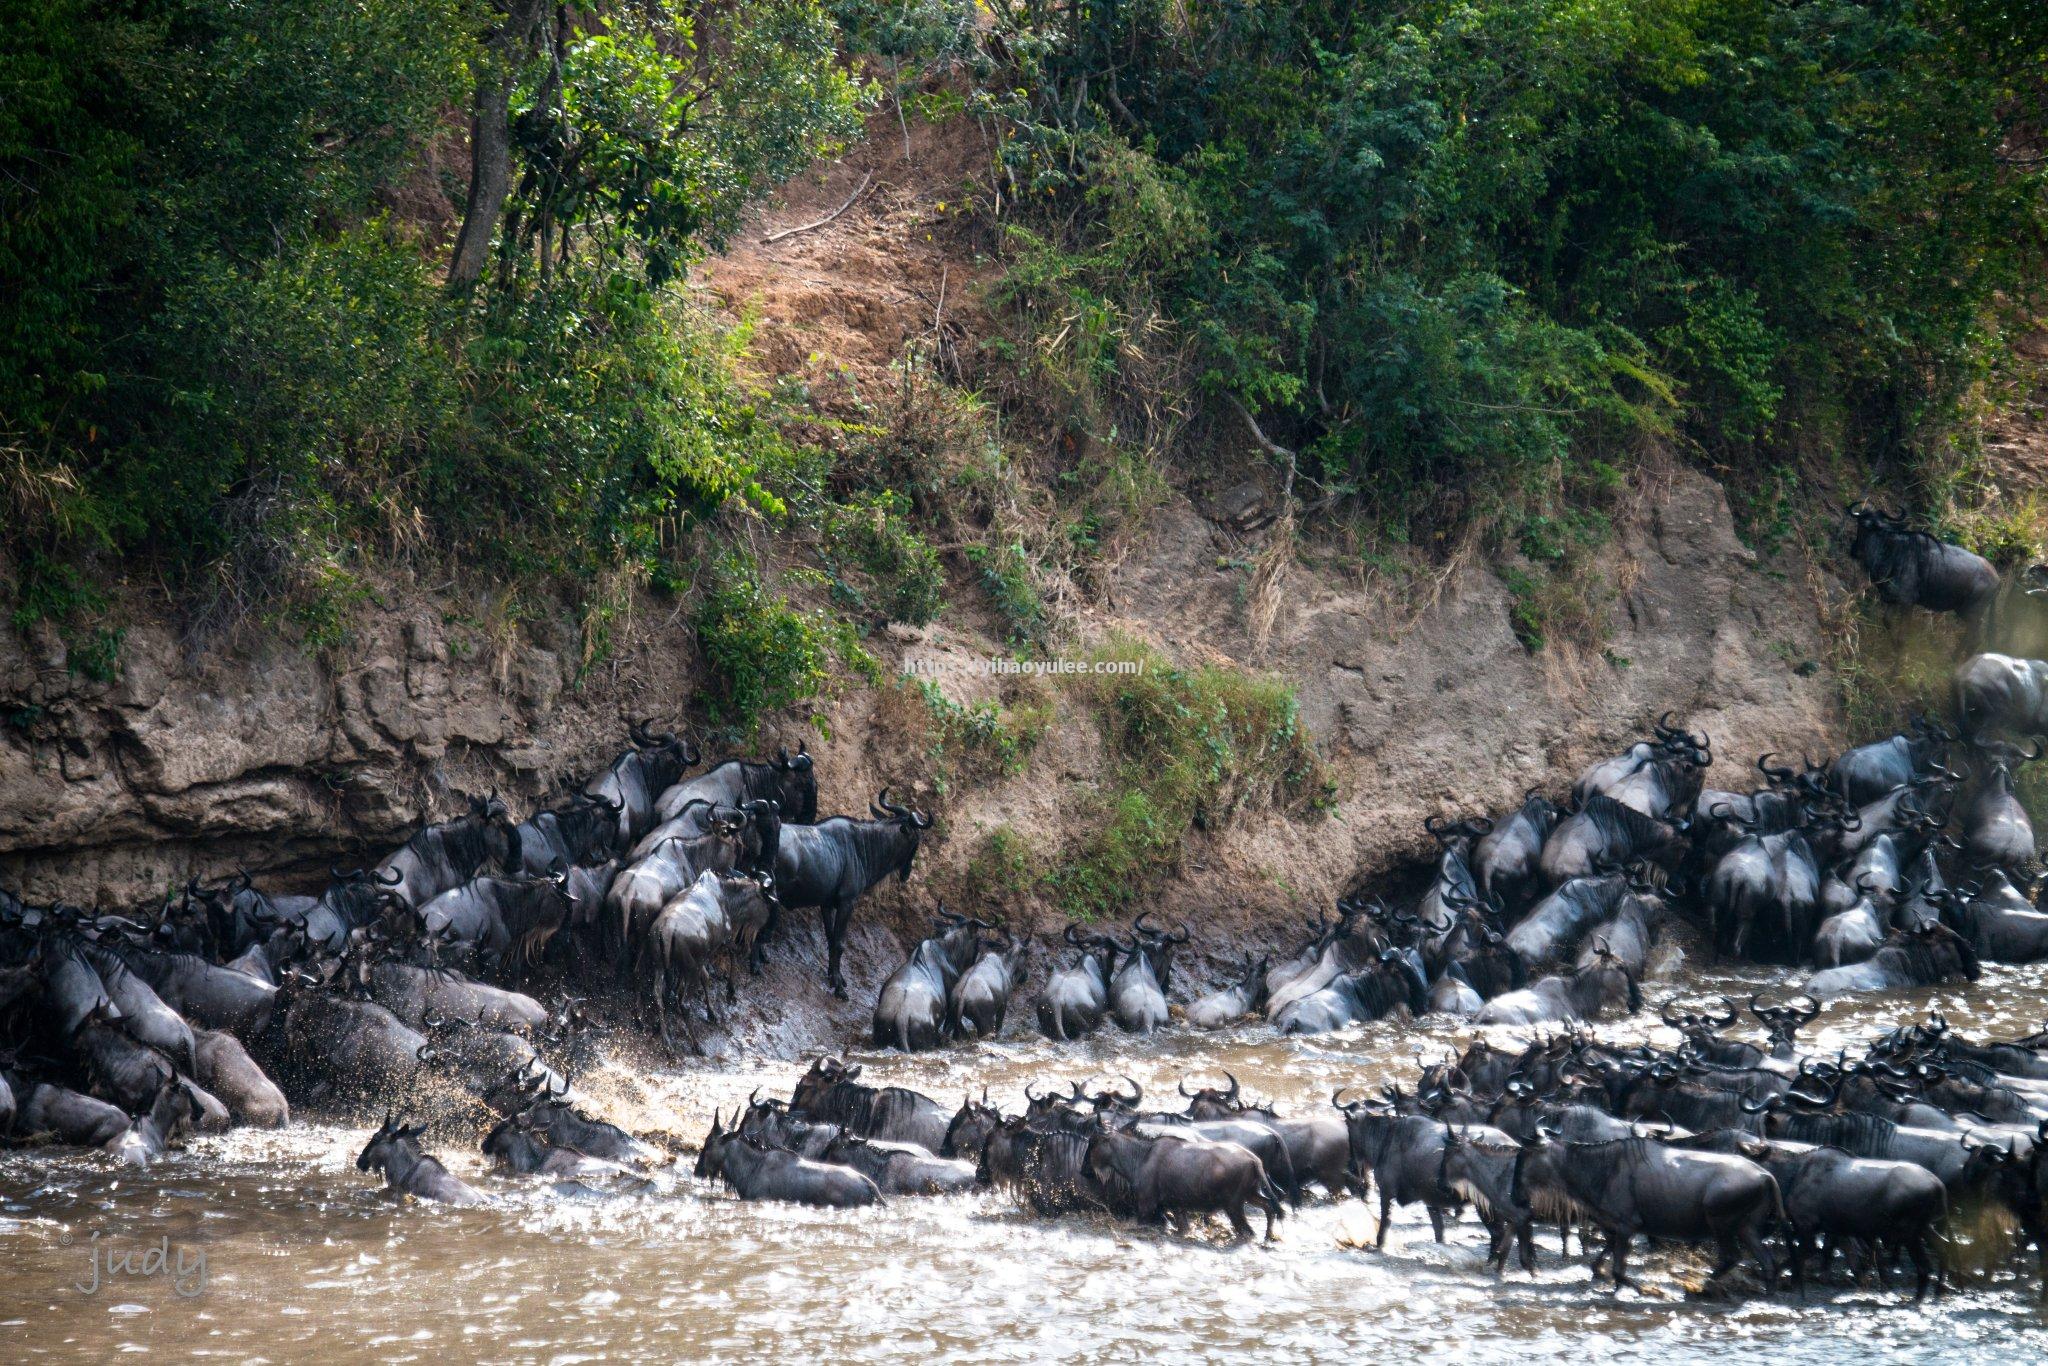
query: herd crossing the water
[{"left": 9, "top": 503, "right": 2048, "bottom": 1308}]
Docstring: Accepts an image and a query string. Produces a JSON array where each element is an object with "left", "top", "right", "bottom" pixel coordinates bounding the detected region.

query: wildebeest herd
[{"left": 6, "top": 502, "right": 2048, "bottom": 1311}]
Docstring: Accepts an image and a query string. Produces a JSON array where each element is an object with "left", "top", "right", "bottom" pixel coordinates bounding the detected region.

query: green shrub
[
  {"left": 693, "top": 552, "right": 835, "bottom": 730},
  {"left": 821, "top": 492, "right": 946, "bottom": 625},
  {"left": 1053, "top": 637, "right": 1330, "bottom": 918}
]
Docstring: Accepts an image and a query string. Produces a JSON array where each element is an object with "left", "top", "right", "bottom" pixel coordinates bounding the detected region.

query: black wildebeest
[
  {"left": 420, "top": 868, "right": 571, "bottom": 979},
  {"left": 1704, "top": 816, "right": 1826, "bottom": 963},
  {"left": 696, "top": 1109, "right": 881, "bottom": 1208},
  {"left": 788, "top": 1057, "right": 952, "bottom": 1154},
  {"left": 1962, "top": 741, "right": 2041, "bottom": 873},
  {"left": 819, "top": 1132, "right": 977, "bottom": 1195},
  {"left": 1274, "top": 949, "right": 1428, "bottom": 1035},
  {"left": 1957, "top": 653, "right": 2048, "bottom": 740},
  {"left": 1831, "top": 716, "right": 1952, "bottom": 806},
  {"left": 509, "top": 793, "right": 622, "bottom": 878},
  {"left": 1540, "top": 795, "right": 1689, "bottom": 888},
  {"left": 1476, "top": 946, "right": 1641, "bottom": 1027},
  {"left": 872, "top": 910, "right": 989, "bottom": 1052},
  {"left": 1513, "top": 1132, "right": 1779, "bottom": 1291},
  {"left": 192, "top": 1026, "right": 289, "bottom": 1127},
  {"left": 1185, "top": 952, "right": 1270, "bottom": 1030},
  {"left": 1109, "top": 914, "right": 1187, "bottom": 1034},
  {"left": 377, "top": 794, "right": 516, "bottom": 909},
  {"left": 1846, "top": 503, "right": 1999, "bottom": 618},
  {"left": 1804, "top": 923, "right": 1981, "bottom": 998},
  {"left": 774, "top": 791, "right": 932, "bottom": 998},
  {"left": 1505, "top": 867, "right": 1652, "bottom": 970},
  {"left": 1475, "top": 789, "right": 1564, "bottom": 913},
  {"left": 1084, "top": 1123, "right": 1285, "bottom": 1241},
  {"left": 1036, "top": 926, "right": 1118, "bottom": 1040},
  {"left": 356, "top": 1116, "right": 484, "bottom": 1205},
  {"left": 949, "top": 930, "right": 1029, "bottom": 1039},
  {"left": 584, "top": 720, "right": 701, "bottom": 847}
]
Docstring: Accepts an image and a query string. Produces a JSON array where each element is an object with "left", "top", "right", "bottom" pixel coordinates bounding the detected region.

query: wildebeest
[
  {"left": 1957, "top": 653, "right": 2048, "bottom": 739},
  {"left": 1962, "top": 741, "right": 2040, "bottom": 873},
  {"left": 366, "top": 959, "right": 549, "bottom": 1034},
  {"left": 606, "top": 812, "right": 743, "bottom": 964},
  {"left": 1109, "top": 914, "right": 1187, "bottom": 1034},
  {"left": 1705, "top": 818, "right": 1825, "bottom": 963},
  {"left": 696, "top": 1108, "right": 881, "bottom": 1208},
  {"left": 774, "top": 791, "right": 932, "bottom": 997},
  {"left": 1036, "top": 926, "right": 1118, "bottom": 1040},
  {"left": 1474, "top": 946, "right": 1640, "bottom": 1027},
  {"left": 1512, "top": 1133, "right": 1779, "bottom": 1290},
  {"left": 482, "top": 1113, "right": 630, "bottom": 1180},
  {"left": 1811, "top": 881, "right": 1888, "bottom": 969},
  {"left": 641, "top": 870, "right": 744, "bottom": 1051},
  {"left": 1804, "top": 923, "right": 1981, "bottom": 998},
  {"left": 1505, "top": 868, "right": 1647, "bottom": 970},
  {"left": 1545, "top": 797, "right": 1689, "bottom": 895},
  {"left": 1274, "top": 950, "right": 1428, "bottom": 1035},
  {"left": 1185, "top": 952, "right": 1270, "bottom": 1030},
  {"left": 356, "top": 1116, "right": 483, "bottom": 1205},
  {"left": 978, "top": 1117, "right": 1104, "bottom": 1215},
  {"left": 819, "top": 1132, "right": 977, "bottom": 1195},
  {"left": 509, "top": 793, "right": 622, "bottom": 878},
  {"left": 949, "top": 930, "right": 1029, "bottom": 1039},
  {"left": 123, "top": 949, "right": 276, "bottom": 1035},
  {"left": 1083, "top": 1123, "right": 1285, "bottom": 1240},
  {"left": 192, "top": 1026, "right": 289, "bottom": 1127},
  {"left": 872, "top": 910, "right": 989, "bottom": 1052},
  {"left": 1831, "top": 717, "right": 1952, "bottom": 807},
  {"left": 1336, "top": 1102, "right": 1504, "bottom": 1246},
  {"left": 104, "top": 1079, "right": 200, "bottom": 1167},
  {"left": 1846, "top": 503, "right": 1999, "bottom": 618},
  {"left": 75, "top": 940, "right": 194, "bottom": 1072},
  {"left": 420, "top": 869, "right": 571, "bottom": 979},
  {"left": 584, "top": 720, "right": 701, "bottom": 846},
  {"left": 1944, "top": 877, "right": 2048, "bottom": 962},
  {"left": 788, "top": 1057, "right": 952, "bottom": 1154},
  {"left": 1182, "top": 1074, "right": 1360, "bottom": 1199},
  {"left": 1475, "top": 789, "right": 1564, "bottom": 912},
  {"left": 377, "top": 794, "right": 516, "bottom": 909},
  {"left": 644, "top": 745, "right": 816, "bottom": 849}
]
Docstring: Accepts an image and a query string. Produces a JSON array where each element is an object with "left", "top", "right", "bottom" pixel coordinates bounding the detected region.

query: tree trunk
[{"left": 448, "top": 0, "right": 550, "bottom": 291}]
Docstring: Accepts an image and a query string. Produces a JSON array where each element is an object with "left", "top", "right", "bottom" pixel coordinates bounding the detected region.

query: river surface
[{"left": 6, "top": 957, "right": 2048, "bottom": 1363}]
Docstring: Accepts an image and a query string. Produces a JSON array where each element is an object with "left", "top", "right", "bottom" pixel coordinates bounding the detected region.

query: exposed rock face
[
  {"left": 0, "top": 467, "right": 1840, "bottom": 953},
  {"left": 1101, "top": 466, "right": 1838, "bottom": 920}
]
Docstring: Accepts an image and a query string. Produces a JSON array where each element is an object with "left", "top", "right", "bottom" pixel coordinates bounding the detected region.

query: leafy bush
[
  {"left": 693, "top": 552, "right": 837, "bottom": 730},
  {"left": 1054, "top": 637, "right": 1330, "bottom": 918},
  {"left": 821, "top": 492, "right": 946, "bottom": 625},
  {"left": 976, "top": 0, "right": 2047, "bottom": 545}
]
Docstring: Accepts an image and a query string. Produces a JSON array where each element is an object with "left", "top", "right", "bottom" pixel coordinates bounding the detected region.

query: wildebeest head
[
  {"left": 941, "top": 1089, "right": 1003, "bottom": 1159},
  {"left": 790, "top": 1056, "right": 862, "bottom": 1115},
  {"left": 1122, "top": 912, "right": 1189, "bottom": 990},
  {"left": 356, "top": 1112, "right": 428, "bottom": 1172},
  {"left": 629, "top": 719, "right": 702, "bottom": 785},
  {"left": 869, "top": 789, "right": 933, "bottom": 880},
  {"left": 771, "top": 741, "right": 819, "bottom": 824}
]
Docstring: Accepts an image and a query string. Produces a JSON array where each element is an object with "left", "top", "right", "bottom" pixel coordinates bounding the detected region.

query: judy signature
[{"left": 68, "top": 1231, "right": 208, "bottom": 1298}]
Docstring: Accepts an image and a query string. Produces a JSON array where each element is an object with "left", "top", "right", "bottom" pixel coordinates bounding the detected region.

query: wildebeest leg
[
  {"left": 1518, "top": 1223, "right": 1537, "bottom": 1274},
  {"left": 1707, "top": 1232, "right": 1741, "bottom": 1284},
  {"left": 1607, "top": 1232, "right": 1641, "bottom": 1291},
  {"left": 1909, "top": 1231, "right": 1936, "bottom": 1303},
  {"left": 1872, "top": 1239, "right": 1894, "bottom": 1292},
  {"left": 825, "top": 901, "right": 852, "bottom": 999},
  {"left": 1376, "top": 1191, "right": 1393, "bottom": 1249},
  {"left": 1226, "top": 1199, "right": 1254, "bottom": 1242},
  {"left": 1792, "top": 1233, "right": 1810, "bottom": 1300},
  {"left": 1428, "top": 1202, "right": 1446, "bottom": 1244},
  {"left": 1258, "top": 1187, "right": 1283, "bottom": 1242}
]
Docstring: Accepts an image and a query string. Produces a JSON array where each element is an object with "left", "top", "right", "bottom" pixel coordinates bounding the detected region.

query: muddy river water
[{"left": 8, "top": 957, "right": 2048, "bottom": 1363}]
